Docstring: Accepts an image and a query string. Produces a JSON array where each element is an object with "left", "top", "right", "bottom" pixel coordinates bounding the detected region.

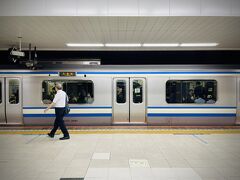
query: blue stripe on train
[
  {"left": 0, "top": 71, "right": 240, "bottom": 75},
  {"left": 24, "top": 113, "right": 235, "bottom": 118},
  {"left": 23, "top": 106, "right": 112, "bottom": 109},
  {"left": 147, "top": 113, "right": 236, "bottom": 117},
  {"left": 77, "top": 71, "right": 240, "bottom": 75},
  {"left": 23, "top": 113, "right": 112, "bottom": 117},
  {"left": 0, "top": 72, "right": 58, "bottom": 74},
  {"left": 147, "top": 106, "right": 236, "bottom": 109}
]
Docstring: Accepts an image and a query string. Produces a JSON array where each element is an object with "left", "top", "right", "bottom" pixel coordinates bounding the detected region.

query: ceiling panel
[{"left": 0, "top": 16, "right": 239, "bottom": 50}]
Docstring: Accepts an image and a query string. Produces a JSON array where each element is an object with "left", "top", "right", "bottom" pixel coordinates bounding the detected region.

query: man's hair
[{"left": 55, "top": 82, "right": 62, "bottom": 90}]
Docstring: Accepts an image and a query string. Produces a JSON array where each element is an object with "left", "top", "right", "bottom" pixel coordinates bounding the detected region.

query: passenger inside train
[
  {"left": 206, "top": 95, "right": 216, "bottom": 104},
  {"left": 194, "top": 95, "right": 206, "bottom": 104},
  {"left": 184, "top": 89, "right": 195, "bottom": 103},
  {"left": 42, "top": 80, "right": 94, "bottom": 105},
  {"left": 85, "top": 93, "right": 93, "bottom": 104},
  {"left": 166, "top": 80, "right": 217, "bottom": 104},
  {"left": 9, "top": 94, "right": 17, "bottom": 104},
  {"left": 194, "top": 81, "right": 206, "bottom": 99},
  {"left": 117, "top": 86, "right": 125, "bottom": 103}
]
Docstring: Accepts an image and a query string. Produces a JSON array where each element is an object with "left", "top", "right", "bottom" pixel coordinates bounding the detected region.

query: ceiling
[{"left": 0, "top": 16, "right": 240, "bottom": 50}]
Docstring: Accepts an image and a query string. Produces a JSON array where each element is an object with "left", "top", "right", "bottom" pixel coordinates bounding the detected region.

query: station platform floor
[
  {"left": 0, "top": 125, "right": 240, "bottom": 135},
  {"left": 1, "top": 126, "right": 240, "bottom": 180}
]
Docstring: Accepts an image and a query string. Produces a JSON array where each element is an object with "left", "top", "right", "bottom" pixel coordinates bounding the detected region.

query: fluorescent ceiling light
[
  {"left": 105, "top": 43, "right": 141, "bottom": 47},
  {"left": 66, "top": 43, "right": 219, "bottom": 48},
  {"left": 180, "top": 43, "right": 218, "bottom": 47},
  {"left": 66, "top": 43, "right": 104, "bottom": 47},
  {"left": 143, "top": 43, "right": 179, "bottom": 47}
]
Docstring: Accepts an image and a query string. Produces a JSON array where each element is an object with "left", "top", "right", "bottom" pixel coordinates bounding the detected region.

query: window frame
[
  {"left": 165, "top": 79, "right": 218, "bottom": 104},
  {"left": 41, "top": 79, "right": 94, "bottom": 105}
]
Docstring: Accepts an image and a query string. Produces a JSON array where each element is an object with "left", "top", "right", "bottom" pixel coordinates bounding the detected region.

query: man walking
[{"left": 44, "top": 83, "right": 70, "bottom": 140}]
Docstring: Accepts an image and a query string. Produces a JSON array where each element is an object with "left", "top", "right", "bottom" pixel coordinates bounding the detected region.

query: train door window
[
  {"left": 166, "top": 80, "right": 217, "bottom": 104},
  {"left": 133, "top": 80, "right": 143, "bottom": 103},
  {"left": 42, "top": 80, "right": 94, "bottom": 104},
  {"left": 0, "top": 81, "right": 2, "bottom": 103},
  {"left": 116, "top": 80, "right": 126, "bottom": 103},
  {"left": 9, "top": 79, "right": 19, "bottom": 104}
]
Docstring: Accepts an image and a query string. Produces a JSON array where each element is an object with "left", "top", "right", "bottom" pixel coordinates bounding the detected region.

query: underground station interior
[{"left": 0, "top": 1, "right": 240, "bottom": 180}]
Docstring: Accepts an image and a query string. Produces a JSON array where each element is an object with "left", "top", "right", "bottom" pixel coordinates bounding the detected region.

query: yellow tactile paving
[{"left": 0, "top": 129, "right": 240, "bottom": 134}]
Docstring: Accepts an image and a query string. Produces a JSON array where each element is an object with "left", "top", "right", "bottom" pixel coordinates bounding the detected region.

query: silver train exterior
[{"left": 0, "top": 65, "right": 240, "bottom": 126}]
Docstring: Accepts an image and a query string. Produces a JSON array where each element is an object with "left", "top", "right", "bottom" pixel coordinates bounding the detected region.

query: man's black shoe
[
  {"left": 59, "top": 136, "right": 70, "bottom": 140},
  {"left": 47, "top": 133, "right": 54, "bottom": 138}
]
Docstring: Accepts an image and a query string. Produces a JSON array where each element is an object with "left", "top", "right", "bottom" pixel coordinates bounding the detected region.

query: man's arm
[{"left": 44, "top": 102, "right": 56, "bottom": 113}]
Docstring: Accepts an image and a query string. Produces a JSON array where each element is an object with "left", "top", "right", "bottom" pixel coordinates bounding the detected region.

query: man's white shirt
[{"left": 53, "top": 90, "right": 67, "bottom": 107}]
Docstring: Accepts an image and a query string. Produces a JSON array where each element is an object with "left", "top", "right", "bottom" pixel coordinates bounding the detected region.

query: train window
[
  {"left": 0, "top": 81, "right": 2, "bottom": 103},
  {"left": 9, "top": 79, "right": 19, "bottom": 104},
  {"left": 133, "top": 80, "right": 143, "bottom": 103},
  {"left": 166, "top": 80, "right": 217, "bottom": 104},
  {"left": 42, "top": 80, "right": 94, "bottom": 104},
  {"left": 116, "top": 80, "right": 126, "bottom": 103}
]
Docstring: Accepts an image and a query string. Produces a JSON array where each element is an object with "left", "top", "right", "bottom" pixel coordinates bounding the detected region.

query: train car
[{"left": 0, "top": 65, "right": 240, "bottom": 126}]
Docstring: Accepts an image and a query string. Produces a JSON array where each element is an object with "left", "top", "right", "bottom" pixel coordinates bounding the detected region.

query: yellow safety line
[{"left": 0, "top": 129, "right": 240, "bottom": 135}]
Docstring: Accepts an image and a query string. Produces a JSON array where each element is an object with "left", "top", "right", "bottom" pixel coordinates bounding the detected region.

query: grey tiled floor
[{"left": 0, "top": 134, "right": 240, "bottom": 180}]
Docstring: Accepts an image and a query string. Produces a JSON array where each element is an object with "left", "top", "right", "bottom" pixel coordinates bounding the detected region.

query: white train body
[{"left": 0, "top": 65, "right": 239, "bottom": 126}]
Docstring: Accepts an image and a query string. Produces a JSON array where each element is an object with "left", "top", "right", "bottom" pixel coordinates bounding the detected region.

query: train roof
[{"left": 0, "top": 64, "right": 240, "bottom": 71}]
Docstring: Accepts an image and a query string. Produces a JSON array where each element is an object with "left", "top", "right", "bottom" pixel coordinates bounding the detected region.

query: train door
[
  {"left": 113, "top": 78, "right": 146, "bottom": 123},
  {"left": 1, "top": 78, "right": 22, "bottom": 124},
  {"left": 0, "top": 78, "right": 5, "bottom": 123},
  {"left": 237, "top": 78, "right": 240, "bottom": 124}
]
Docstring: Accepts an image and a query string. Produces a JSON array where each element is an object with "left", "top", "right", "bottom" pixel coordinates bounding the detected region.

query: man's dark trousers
[{"left": 50, "top": 107, "right": 69, "bottom": 137}]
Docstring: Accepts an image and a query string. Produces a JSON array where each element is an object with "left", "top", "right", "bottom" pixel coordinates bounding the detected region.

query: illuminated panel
[{"left": 59, "top": 72, "right": 76, "bottom": 77}]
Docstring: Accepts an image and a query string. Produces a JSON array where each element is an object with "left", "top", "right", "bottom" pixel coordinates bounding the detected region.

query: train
[{"left": 0, "top": 64, "right": 239, "bottom": 126}]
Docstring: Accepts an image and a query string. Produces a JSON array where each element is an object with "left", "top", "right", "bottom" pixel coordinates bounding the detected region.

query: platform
[
  {"left": 1, "top": 125, "right": 240, "bottom": 135},
  {"left": 1, "top": 127, "right": 240, "bottom": 180}
]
